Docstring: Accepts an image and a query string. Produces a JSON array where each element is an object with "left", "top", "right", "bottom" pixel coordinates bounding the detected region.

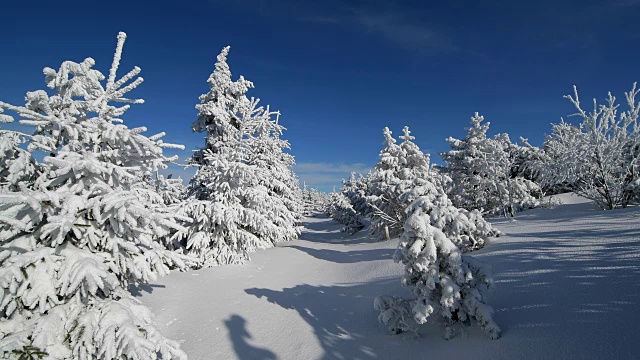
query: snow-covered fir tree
[
  {"left": 375, "top": 209, "right": 501, "bottom": 340},
  {"left": 373, "top": 128, "right": 501, "bottom": 339},
  {"left": 175, "top": 46, "right": 299, "bottom": 267},
  {"left": 0, "top": 32, "right": 187, "bottom": 359},
  {"left": 532, "top": 85, "right": 640, "bottom": 209},
  {"left": 244, "top": 105, "right": 303, "bottom": 220},
  {"left": 301, "top": 183, "right": 326, "bottom": 216},
  {"left": 492, "top": 133, "right": 543, "bottom": 215},
  {"left": 342, "top": 172, "right": 371, "bottom": 216},
  {"left": 441, "top": 113, "right": 541, "bottom": 217},
  {"left": 326, "top": 192, "right": 364, "bottom": 234},
  {"left": 366, "top": 127, "right": 409, "bottom": 240}
]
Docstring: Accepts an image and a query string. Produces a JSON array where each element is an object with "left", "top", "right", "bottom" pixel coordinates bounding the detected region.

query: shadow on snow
[
  {"left": 225, "top": 314, "right": 277, "bottom": 360},
  {"left": 245, "top": 278, "right": 408, "bottom": 360},
  {"left": 286, "top": 245, "right": 394, "bottom": 264}
]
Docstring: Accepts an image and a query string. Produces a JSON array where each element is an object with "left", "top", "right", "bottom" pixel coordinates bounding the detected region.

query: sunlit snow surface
[{"left": 136, "top": 193, "right": 640, "bottom": 359}]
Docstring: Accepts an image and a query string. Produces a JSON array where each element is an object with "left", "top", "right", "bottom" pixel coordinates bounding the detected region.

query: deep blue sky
[{"left": 1, "top": 0, "right": 639, "bottom": 191}]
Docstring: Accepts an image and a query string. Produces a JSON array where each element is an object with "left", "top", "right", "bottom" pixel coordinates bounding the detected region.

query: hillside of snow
[{"left": 136, "top": 194, "right": 640, "bottom": 359}]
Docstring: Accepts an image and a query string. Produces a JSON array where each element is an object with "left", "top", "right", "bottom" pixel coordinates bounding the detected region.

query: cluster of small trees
[
  {"left": 441, "top": 113, "right": 543, "bottom": 217},
  {"left": 327, "top": 126, "right": 503, "bottom": 339},
  {"left": 442, "top": 86, "right": 640, "bottom": 212},
  {"left": 328, "top": 116, "right": 545, "bottom": 245},
  {"left": 0, "top": 33, "right": 302, "bottom": 359},
  {"left": 327, "top": 83, "right": 640, "bottom": 341}
]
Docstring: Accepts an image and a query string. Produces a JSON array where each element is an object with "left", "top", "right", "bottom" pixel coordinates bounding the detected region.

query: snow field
[{"left": 138, "top": 197, "right": 640, "bottom": 359}]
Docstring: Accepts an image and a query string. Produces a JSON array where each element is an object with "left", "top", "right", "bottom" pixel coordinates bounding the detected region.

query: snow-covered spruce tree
[
  {"left": 533, "top": 85, "right": 640, "bottom": 209},
  {"left": 0, "top": 33, "right": 187, "bottom": 359},
  {"left": 441, "top": 113, "right": 541, "bottom": 216},
  {"left": 375, "top": 208, "right": 501, "bottom": 340},
  {"left": 175, "top": 46, "right": 299, "bottom": 267},
  {"left": 301, "top": 183, "right": 326, "bottom": 216},
  {"left": 366, "top": 127, "right": 409, "bottom": 240},
  {"left": 342, "top": 172, "right": 371, "bottom": 216},
  {"left": 367, "top": 126, "right": 452, "bottom": 239},
  {"left": 326, "top": 192, "right": 364, "bottom": 235},
  {"left": 244, "top": 105, "right": 303, "bottom": 221},
  {"left": 493, "top": 133, "right": 543, "bottom": 215},
  {"left": 374, "top": 133, "right": 501, "bottom": 339}
]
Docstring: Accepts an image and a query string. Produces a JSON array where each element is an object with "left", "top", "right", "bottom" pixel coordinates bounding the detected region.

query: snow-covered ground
[{"left": 136, "top": 193, "right": 640, "bottom": 359}]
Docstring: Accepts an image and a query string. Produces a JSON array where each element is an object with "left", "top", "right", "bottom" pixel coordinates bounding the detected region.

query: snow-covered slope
[{"left": 136, "top": 196, "right": 640, "bottom": 359}]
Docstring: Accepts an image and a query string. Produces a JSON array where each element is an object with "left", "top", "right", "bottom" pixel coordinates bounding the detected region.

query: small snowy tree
[
  {"left": 493, "top": 133, "right": 543, "bottom": 216},
  {"left": 0, "top": 33, "right": 187, "bottom": 359},
  {"left": 341, "top": 172, "right": 371, "bottom": 216},
  {"left": 375, "top": 208, "right": 501, "bottom": 340},
  {"left": 301, "top": 183, "right": 326, "bottom": 216},
  {"left": 176, "top": 46, "right": 299, "bottom": 267},
  {"left": 366, "top": 127, "right": 409, "bottom": 240},
  {"left": 245, "top": 105, "right": 303, "bottom": 221},
  {"left": 326, "top": 192, "right": 364, "bottom": 234},
  {"left": 533, "top": 84, "right": 640, "bottom": 209}
]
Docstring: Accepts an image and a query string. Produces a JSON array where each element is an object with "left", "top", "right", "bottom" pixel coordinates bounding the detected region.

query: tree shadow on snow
[
  {"left": 128, "top": 283, "right": 166, "bottom": 297},
  {"left": 286, "top": 245, "right": 394, "bottom": 264},
  {"left": 495, "top": 203, "right": 637, "bottom": 224},
  {"left": 297, "top": 218, "right": 377, "bottom": 246},
  {"left": 475, "top": 230, "right": 640, "bottom": 358},
  {"left": 245, "top": 278, "right": 426, "bottom": 360},
  {"left": 225, "top": 314, "right": 277, "bottom": 360}
]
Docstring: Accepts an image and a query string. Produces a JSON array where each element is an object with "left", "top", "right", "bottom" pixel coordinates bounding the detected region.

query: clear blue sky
[{"left": 1, "top": 0, "right": 639, "bottom": 191}]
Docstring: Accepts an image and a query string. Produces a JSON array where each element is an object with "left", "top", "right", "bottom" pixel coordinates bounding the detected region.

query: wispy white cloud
[
  {"left": 213, "top": 0, "right": 456, "bottom": 53},
  {"left": 347, "top": 8, "right": 457, "bottom": 52}
]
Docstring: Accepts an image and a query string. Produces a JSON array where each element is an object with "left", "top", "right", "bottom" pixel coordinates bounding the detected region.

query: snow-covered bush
[
  {"left": 376, "top": 209, "right": 500, "bottom": 340},
  {"left": 177, "top": 46, "right": 299, "bottom": 267},
  {"left": 532, "top": 85, "right": 640, "bottom": 209},
  {"left": 152, "top": 173, "right": 187, "bottom": 206},
  {"left": 326, "top": 192, "right": 364, "bottom": 234},
  {"left": 0, "top": 33, "right": 187, "bottom": 359},
  {"left": 441, "top": 113, "right": 542, "bottom": 217}
]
